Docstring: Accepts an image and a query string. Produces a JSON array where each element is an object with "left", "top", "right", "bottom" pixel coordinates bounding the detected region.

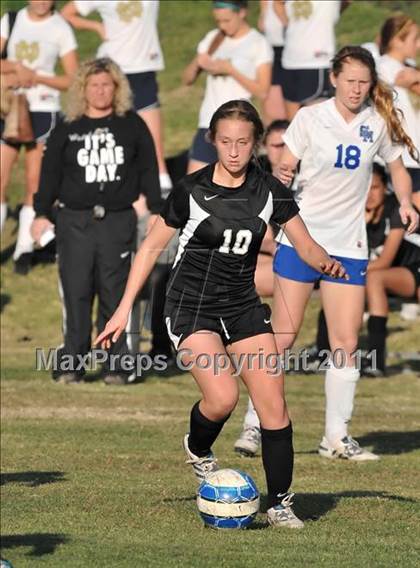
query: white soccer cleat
[
  {"left": 234, "top": 426, "right": 261, "bottom": 457},
  {"left": 183, "top": 434, "right": 218, "bottom": 482},
  {"left": 267, "top": 493, "right": 304, "bottom": 529},
  {"left": 318, "top": 435, "right": 379, "bottom": 461}
]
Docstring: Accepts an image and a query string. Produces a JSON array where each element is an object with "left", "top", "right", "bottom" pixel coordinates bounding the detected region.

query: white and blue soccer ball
[{"left": 197, "top": 468, "right": 260, "bottom": 529}]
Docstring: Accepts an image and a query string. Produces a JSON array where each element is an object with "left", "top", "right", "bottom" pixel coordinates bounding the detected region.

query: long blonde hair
[
  {"left": 65, "top": 58, "right": 133, "bottom": 122},
  {"left": 331, "top": 45, "right": 419, "bottom": 163}
]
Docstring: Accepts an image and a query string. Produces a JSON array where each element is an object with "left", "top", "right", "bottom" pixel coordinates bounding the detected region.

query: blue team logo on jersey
[{"left": 359, "top": 125, "right": 374, "bottom": 143}]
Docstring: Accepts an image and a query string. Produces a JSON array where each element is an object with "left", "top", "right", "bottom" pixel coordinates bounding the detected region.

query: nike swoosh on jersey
[
  {"left": 204, "top": 195, "right": 218, "bottom": 201},
  {"left": 264, "top": 319, "right": 271, "bottom": 324},
  {"left": 120, "top": 251, "right": 130, "bottom": 259}
]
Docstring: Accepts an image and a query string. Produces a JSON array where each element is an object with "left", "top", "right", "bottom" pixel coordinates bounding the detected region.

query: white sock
[
  {"left": 243, "top": 397, "right": 261, "bottom": 429},
  {"left": 325, "top": 364, "right": 360, "bottom": 445},
  {"left": 159, "top": 172, "right": 173, "bottom": 199},
  {"left": 0, "top": 203, "right": 7, "bottom": 232},
  {"left": 13, "top": 205, "right": 35, "bottom": 260}
]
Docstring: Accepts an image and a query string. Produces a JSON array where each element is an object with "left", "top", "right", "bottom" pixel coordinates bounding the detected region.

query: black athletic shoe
[{"left": 14, "top": 253, "right": 33, "bottom": 275}]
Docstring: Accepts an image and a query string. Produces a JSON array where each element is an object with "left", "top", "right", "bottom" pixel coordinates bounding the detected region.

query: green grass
[{"left": 2, "top": 1, "right": 420, "bottom": 566}]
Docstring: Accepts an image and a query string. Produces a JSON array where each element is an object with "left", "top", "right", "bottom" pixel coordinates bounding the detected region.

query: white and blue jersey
[{"left": 277, "top": 98, "right": 402, "bottom": 260}]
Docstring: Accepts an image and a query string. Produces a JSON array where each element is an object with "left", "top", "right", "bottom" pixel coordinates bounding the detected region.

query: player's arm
[
  {"left": 274, "top": 145, "right": 299, "bottom": 187},
  {"left": 273, "top": 1, "right": 288, "bottom": 25},
  {"left": 367, "top": 228, "right": 404, "bottom": 271},
  {"left": 387, "top": 157, "right": 419, "bottom": 233},
  {"left": 182, "top": 55, "right": 202, "bottom": 85},
  {"left": 61, "top": 1, "right": 106, "bottom": 39},
  {"left": 394, "top": 67, "right": 420, "bottom": 90},
  {"left": 34, "top": 49, "right": 78, "bottom": 91},
  {"left": 95, "top": 218, "right": 177, "bottom": 349},
  {"left": 282, "top": 215, "right": 348, "bottom": 279},
  {"left": 209, "top": 60, "right": 271, "bottom": 100}
]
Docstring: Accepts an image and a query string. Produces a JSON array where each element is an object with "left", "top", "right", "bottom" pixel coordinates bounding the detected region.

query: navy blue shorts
[
  {"left": 189, "top": 128, "right": 218, "bottom": 164},
  {"left": 281, "top": 67, "right": 333, "bottom": 103},
  {"left": 273, "top": 244, "right": 368, "bottom": 286},
  {"left": 126, "top": 71, "right": 160, "bottom": 112},
  {"left": 1, "top": 111, "right": 59, "bottom": 148},
  {"left": 272, "top": 46, "right": 284, "bottom": 86}
]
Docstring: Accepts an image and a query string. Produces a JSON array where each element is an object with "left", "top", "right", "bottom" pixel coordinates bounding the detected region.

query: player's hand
[
  {"left": 197, "top": 53, "right": 213, "bottom": 71},
  {"left": 274, "top": 163, "right": 295, "bottom": 187},
  {"left": 31, "top": 217, "right": 53, "bottom": 244},
  {"left": 94, "top": 308, "right": 130, "bottom": 350},
  {"left": 15, "top": 62, "right": 36, "bottom": 88},
  {"left": 320, "top": 257, "right": 349, "bottom": 280},
  {"left": 399, "top": 203, "right": 419, "bottom": 234},
  {"left": 207, "top": 58, "right": 232, "bottom": 76}
]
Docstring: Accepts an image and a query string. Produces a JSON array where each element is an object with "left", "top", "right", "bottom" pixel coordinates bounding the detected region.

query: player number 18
[{"left": 334, "top": 144, "right": 361, "bottom": 170}]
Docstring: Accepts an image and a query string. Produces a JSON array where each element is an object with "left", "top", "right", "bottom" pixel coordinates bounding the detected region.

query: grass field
[{"left": 1, "top": 1, "right": 420, "bottom": 566}]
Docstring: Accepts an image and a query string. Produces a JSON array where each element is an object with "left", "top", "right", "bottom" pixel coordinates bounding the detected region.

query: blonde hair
[
  {"left": 65, "top": 58, "right": 133, "bottom": 122},
  {"left": 332, "top": 45, "right": 419, "bottom": 163}
]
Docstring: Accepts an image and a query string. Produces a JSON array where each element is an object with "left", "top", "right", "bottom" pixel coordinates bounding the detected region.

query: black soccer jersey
[
  {"left": 161, "top": 162, "right": 299, "bottom": 317},
  {"left": 368, "top": 195, "right": 420, "bottom": 268}
]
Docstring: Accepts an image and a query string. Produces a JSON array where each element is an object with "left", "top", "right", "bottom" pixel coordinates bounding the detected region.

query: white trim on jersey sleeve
[
  {"left": 258, "top": 192, "right": 273, "bottom": 224},
  {"left": 172, "top": 195, "right": 210, "bottom": 269},
  {"left": 282, "top": 108, "right": 310, "bottom": 160}
]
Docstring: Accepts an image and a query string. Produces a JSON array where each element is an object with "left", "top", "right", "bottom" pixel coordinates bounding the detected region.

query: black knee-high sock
[
  {"left": 368, "top": 315, "right": 387, "bottom": 372},
  {"left": 316, "top": 309, "right": 330, "bottom": 353},
  {"left": 188, "top": 401, "right": 230, "bottom": 457},
  {"left": 261, "top": 423, "right": 294, "bottom": 509}
]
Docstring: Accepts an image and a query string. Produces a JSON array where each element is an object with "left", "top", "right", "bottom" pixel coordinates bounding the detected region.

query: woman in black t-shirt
[
  {"left": 31, "top": 58, "right": 162, "bottom": 385},
  {"left": 365, "top": 164, "right": 420, "bottom": 376},
  {"left": 96, "top": 100, "right": 347, "bottom": 529}
]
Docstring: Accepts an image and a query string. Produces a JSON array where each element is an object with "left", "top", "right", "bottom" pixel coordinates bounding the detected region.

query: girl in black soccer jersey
[{"left": 96, "top": 100, "right": 347, "bottom": 529}]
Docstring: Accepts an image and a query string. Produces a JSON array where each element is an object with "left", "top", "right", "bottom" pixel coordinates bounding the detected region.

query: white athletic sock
[
  {"left": 243, "top": 397, "right": 261, "bottom": 429},
  {"left": 13, "top": 205, "right": 35, "bottom": 260},
  {"left": 325, "top": 364, "right": 360, "bottom": 445},
  {"left": 159, "top": 172, "right": 173, "bottom": 199},
  {"left": 0, "top": 202, "right": 7, "bottom": 232}
]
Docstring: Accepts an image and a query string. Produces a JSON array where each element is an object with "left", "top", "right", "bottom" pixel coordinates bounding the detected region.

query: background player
[{"left": 235, "top": 46, "right": 418, "bottom": 462}]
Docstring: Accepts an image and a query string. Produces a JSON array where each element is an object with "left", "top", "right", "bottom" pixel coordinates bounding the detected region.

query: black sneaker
[{"left": 14, "top": 253, "right": 33, "bottom": 275}]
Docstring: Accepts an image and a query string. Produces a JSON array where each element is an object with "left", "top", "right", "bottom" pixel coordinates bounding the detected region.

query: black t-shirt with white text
[{"left": 34, "top": 111, "right": 162, "bottom": 219}]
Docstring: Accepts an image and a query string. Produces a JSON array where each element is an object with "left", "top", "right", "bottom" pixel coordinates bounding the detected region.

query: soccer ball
[{"left": 197, "top": 468, "right": 260, "bottom": 529}]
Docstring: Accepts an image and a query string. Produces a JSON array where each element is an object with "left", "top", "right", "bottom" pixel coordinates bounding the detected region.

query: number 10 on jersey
[
  {"left": 219, "top": 229, "right": 252, "bottom": 255},
  {"left": 334, "top": 144, "right": 361, "bottom": 170}
]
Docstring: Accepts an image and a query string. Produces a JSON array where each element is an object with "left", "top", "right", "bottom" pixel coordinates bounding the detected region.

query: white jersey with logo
[
  {"left": 278, "top": 98, "right": 402, "bottom": 259},
  {"left": 74, "top": 0, "right": 164, "bottom": 74},
  {"left": 377, "top": 55, "right": 420, "bottom": 170},
  {"left": 0, "top": 8, "right": 77, "bottom": 112},
  {"left": 197, "top": 28, "right": 273, "bottom": 128},
  {"left": 282, "top": 0, "right": 340, "bottom": 69},
  {"left": 262, "top": 0, "right": 285, "bottom": 47}
]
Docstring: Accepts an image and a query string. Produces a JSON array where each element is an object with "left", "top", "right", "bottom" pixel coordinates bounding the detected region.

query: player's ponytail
[
  {"left": 332, "top": 46, "right": 419, "bottom": 163},
  {"left": 372, "top": 79, "right": 418, "bottom": 162}
]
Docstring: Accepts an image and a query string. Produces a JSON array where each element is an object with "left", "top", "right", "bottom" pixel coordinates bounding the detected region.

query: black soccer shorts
[{"left": 164, "top": 300, "right": 273, "bottom": 349}]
